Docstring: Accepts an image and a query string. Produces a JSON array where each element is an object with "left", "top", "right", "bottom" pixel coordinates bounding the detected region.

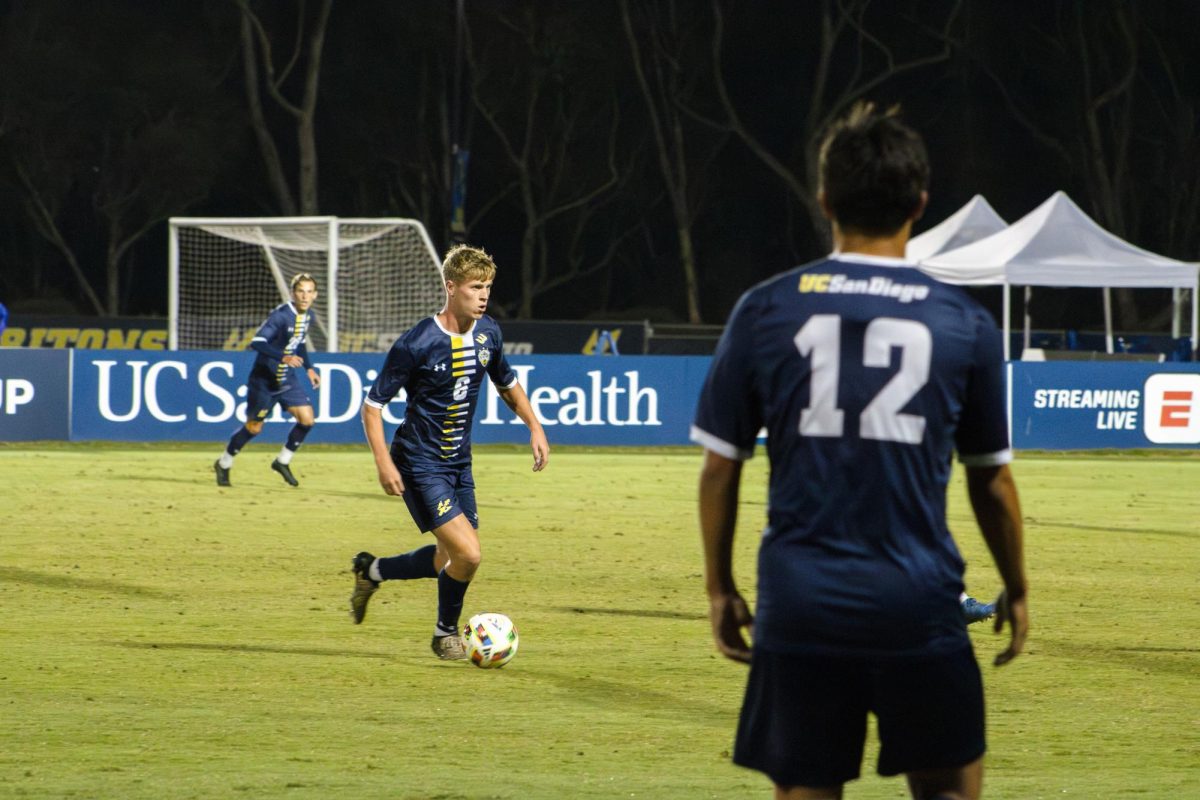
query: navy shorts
[
  {"left": 733, "top": 644, "right": 985, "bottom": 788},
  {"left": 395, "top": 460, "right": 479, "bottom": 533},
  {"left": 246, "top": 374, "right": 312, "bottom": 421}
]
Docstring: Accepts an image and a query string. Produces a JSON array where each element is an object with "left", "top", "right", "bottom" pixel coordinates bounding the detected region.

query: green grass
[{"left": 1, "top": 443, "right": 1197, "bottom": 799}]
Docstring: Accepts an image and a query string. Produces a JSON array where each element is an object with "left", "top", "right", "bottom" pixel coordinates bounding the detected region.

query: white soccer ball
[{"left": 462, "top": 612, "right": 519, "bottom": 669}]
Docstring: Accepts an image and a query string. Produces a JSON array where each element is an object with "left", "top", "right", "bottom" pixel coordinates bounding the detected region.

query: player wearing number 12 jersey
[
  {"left": 693, "top": 102, "right": 1028, "bottom": 799},
  {"left": 349, "top": 245, "right": 549, "bottom": 661}
]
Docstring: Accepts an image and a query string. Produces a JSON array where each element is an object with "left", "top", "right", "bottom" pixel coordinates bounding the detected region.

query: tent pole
[
  {"left": 1191, "top": 277, "right": 1198, "bottom": 358},
  {"left": 1171, "top": 287, "right": 1182, "bottom": 340},
  {"left": 1103, "top": 288, "right": 1114, "bottom": 354},
  {"left": 1003, "top": 284, "right": 1011, "bottom": 361},
  {"left": 1023, "top": 286, "right": 1032, "bottom": 354}
]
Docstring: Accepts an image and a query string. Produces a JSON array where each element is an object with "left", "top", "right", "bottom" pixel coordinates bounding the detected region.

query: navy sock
[
  {"left": 226, "top": 425, "right": 257, "bottom": 455},
  {"left": 376, "top": 545, "right": 437, "bottom": 581},
  {"left": 285, "top": 423, "right": 313, "bottom": 452},
  {"left": 436, "top": 568, "right": 470, "bottom": 635}
]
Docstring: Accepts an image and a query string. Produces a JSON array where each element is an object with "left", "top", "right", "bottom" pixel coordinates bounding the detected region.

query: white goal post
[{"left": 168, "top": 216, "right": 446, "bottom": 352}]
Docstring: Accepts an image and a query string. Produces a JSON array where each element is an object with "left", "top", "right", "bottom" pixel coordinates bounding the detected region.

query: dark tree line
[{"left": 1, "top": 0, "right": 1197, "bottom": 330}]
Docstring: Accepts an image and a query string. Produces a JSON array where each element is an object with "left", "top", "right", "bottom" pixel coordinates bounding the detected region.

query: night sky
[{"left": 2, "top": 0, "right": 1198, "bottom": 333}]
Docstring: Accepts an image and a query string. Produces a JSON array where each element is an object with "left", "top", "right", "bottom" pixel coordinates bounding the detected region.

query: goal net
[{"left": 168, "top": 217, "right": 445, "bottom": 352}]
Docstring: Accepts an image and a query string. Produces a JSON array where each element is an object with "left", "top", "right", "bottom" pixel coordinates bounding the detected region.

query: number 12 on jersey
[{"left": 794, "top": 314, "right": 931, "bottom": 444}]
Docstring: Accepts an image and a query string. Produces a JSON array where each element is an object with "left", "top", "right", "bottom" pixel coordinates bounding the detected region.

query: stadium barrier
[
  {"left": 1009, "top": 362, "right": 1200, "bottom": 448},
  {"left": 66, "top": 351, "right": 710, "bottom": 445},
  {"left": 1, "top": 350, "right": 1197, "bottom": 448}
]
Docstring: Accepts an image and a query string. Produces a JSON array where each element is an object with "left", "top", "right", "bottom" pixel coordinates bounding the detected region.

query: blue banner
[
  {"left": 0, "top": 349, "right": 71, "bottom": 441},
  {"left": 14, "top": 350, "right": 1199, "bottom": 450},
  {"left": 1010, "top": 362, "right": 1200, "bottom": 449},
  {"left": 68, "top": 351, "right": 712, "bottom": 445}
]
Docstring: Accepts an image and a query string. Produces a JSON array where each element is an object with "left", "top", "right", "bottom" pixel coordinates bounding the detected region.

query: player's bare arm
[
  {"left": 306, "top": 367, "right": 321, "bottom": 389},
  {"left": 699, "top": 450, "right": 753, "bottom": 664},
  {"left": 360, "top": 402, "right": 405, "bottom": 495},
  {"left": 498, "top": 383, "right": 549, "bottom": 472},
  {"left": 966, "top": 463, "right": 1029, "bottom": 666}
]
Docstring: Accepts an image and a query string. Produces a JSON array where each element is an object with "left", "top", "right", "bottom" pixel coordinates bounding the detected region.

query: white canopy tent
[
  {"left": 918, "top": 191, "right": 1199, "bottom": 360},
  {"left": 906, "top": 194, "right": 1007, "bottom": 261}
]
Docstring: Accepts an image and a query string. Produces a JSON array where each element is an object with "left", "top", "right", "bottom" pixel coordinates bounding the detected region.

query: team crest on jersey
[
  {"left": 478, "top": 348, "right": 490, "bottom": 367},
  {"left": 436, "top": 498, "right": 452, "bottom": 516}
]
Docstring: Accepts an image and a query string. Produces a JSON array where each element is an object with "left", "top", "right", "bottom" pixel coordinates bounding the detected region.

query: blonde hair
[
  {"left": 442, "top": 244, "right": 497, "bottom": 284},
  {"left": 290, "top": 272, "right": 317, "bottom": 291}
]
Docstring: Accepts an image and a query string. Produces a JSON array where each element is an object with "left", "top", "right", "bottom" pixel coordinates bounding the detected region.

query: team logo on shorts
[
  {"left": 478, "top": 348, "right": 490, "bottom": 367},
  {"left": 436, "top": 498, "right": 453, "bottom": 516}
]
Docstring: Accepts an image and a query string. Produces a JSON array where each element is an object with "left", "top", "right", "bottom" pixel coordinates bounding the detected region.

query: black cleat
[
  {"left": 213, "top": 460, "right": 231, "bottom": 487},
  {"left": 271, "top": 459, "right": 299, "bottom": 487},
  {"left": 349, "top": 551, "right": 379, "bottom": 624}
]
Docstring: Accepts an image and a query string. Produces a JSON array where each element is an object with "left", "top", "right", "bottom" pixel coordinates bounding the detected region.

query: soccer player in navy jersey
[
  {"left": 692, "top": 102, "right": 1028, "bottom": 799},
  {"left": 350, "top": 244, "right": 549, "bottom": 660},
  {"left": 214, "top": 273, "right": 322, "bottom": 488}
]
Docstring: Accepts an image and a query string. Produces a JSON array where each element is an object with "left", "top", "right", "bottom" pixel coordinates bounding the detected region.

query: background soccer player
[
  {"left": 214, "top": 273, "right": 322, "bottom": 488},
  {"left": 350, "top": 244, "right": 549, "bottom": 661},
  {"left": 692, "top": 102, "right": 1029, "bottom": 799}
]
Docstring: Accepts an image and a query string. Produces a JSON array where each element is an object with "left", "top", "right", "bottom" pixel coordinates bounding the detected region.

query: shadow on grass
[
  {"left": 113, "top": 640, "right": 394, "bottom": 659},
  {"left": 554, "top": 606, "right": 705, "bottom": 621},
  {"left": 532, "top": 669, "right": 732, "bottom": 723},
  {"left": 0, "top": 566, "right": 170, "bottom": 598},
  {"left": 1037, "top": 638, "right": 1200, "bottom": 679},
  {"left": 1024, "top": 519, "right": 1198, "bottom": 539}
]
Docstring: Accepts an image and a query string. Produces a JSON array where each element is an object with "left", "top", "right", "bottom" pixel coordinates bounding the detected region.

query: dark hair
[{"left": 818, "top": 101, "right": 929, "bottom": 236}]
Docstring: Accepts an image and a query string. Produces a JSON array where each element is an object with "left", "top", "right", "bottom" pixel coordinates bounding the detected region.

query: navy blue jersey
[
  {"left": 365, "top": 315, "right": 518, "bottom": 468},
  {"left": 692, "top": 254, "right": 1011, "bottom": 659},
  {"left": 249, "top": 301, "right": 315, "bottom": 387}
]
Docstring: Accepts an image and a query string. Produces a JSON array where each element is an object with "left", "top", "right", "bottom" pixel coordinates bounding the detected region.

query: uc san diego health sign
[{"left": 64, "top": 351, "right": 710, "bottom": 445}]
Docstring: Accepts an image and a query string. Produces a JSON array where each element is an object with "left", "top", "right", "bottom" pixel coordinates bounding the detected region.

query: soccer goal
[{"left": 168, "top": 217, "right": 446, "bottom": 352}]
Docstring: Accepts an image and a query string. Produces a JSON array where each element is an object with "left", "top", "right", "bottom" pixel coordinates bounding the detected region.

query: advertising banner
[
  {"left": 498, "top": 320, "right": 649, "bottom": 355},
  {"left": 0, "top": 350, "right": 71, "bottom": 441},
  {"left": 1010, "top": 362, "right": 1200, "bottom": 449},
  {"left": 69, "top": 351, "right": 711, "bottom": 445},
  {"left": 22, "top": 351, "right": 1200, "bottom": 449},
  {"left": 0, "top": 314, "right": 169, "bottom": 349}
]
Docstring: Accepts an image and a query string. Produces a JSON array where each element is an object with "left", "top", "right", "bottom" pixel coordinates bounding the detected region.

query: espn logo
[{"left": 1143, "top": 374, "right": 1200, "bottom": 444}]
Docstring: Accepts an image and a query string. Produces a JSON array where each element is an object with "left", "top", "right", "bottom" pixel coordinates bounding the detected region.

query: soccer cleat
[
  {"left": 349, "top": 551, "right": 379, "bottom": 624},
  {"left": 431, "top": 633, "right": 467, "bottom": 661},
  {"left": 271, "top": 459, "right": 299, "bottom": 487},
  {"left": 213, "top": 460, "right": 231, "bottom": 487},
  {"left": 961, "top": 596, "right": 996, "bottom": 625}
]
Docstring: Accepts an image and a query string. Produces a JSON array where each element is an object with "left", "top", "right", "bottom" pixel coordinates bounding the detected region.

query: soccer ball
[{"left": 462, "top": 612, "right": 519, "bottom": 669}]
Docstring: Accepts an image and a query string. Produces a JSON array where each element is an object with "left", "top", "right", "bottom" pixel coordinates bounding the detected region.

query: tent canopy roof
[
  {"left": 918, "top": 191, "right": 1197, "bottom": 288},
  {"left": 906, "top": 194, "right": 1007, "bottom": 261}
]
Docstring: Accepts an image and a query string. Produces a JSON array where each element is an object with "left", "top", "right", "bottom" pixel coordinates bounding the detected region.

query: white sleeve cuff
[
  {"left": 690, "top": 425, "right": 754, "bottom": 461},
  {"left": 363, "top": 397, "right": 387, "bottom": 410},
  {"left": 958, "top": 448, "right": 1013, "bottom": 467}
]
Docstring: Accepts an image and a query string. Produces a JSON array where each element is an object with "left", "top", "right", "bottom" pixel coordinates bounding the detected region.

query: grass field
[{"left": 1, "top": 443, "right": 1198, "bottom": 799}]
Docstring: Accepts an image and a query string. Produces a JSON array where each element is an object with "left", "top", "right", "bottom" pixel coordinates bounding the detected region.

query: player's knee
[
  {"left": 457, "top": 545, "right": 482, "bottom": 573},
  {"left": 245, "top": 421, "right": 263, "bottom": 435}
]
